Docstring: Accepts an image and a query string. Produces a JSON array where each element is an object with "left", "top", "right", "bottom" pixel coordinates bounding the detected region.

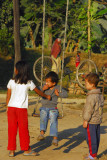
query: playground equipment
[
  {"left": 33, "top": 56, "right": 57, "bottom": 83},
  {"left": 32, "top": 0, "right": 69, "bottom": 118},
  {"left": 32, "top": 0, "right": 98, "bottom": 118},
  {"left": 76, "top": 59, "right": 98, "bottom": 89}
]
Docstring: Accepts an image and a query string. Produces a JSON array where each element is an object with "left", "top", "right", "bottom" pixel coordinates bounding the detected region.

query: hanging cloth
[{"left": 51, "top": 38, "right": 61, "bottom": 58}]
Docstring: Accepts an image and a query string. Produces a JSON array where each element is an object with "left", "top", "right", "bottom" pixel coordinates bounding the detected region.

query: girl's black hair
[
  {"left": 45, "top": 71, "right": 59, "bottom": 84},
  {"left": 14, "top": 60, "right": 30, "bottom": 84}
]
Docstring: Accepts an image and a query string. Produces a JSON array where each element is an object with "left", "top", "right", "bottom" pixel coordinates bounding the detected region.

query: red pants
[{"left": 7, "top": 107, "right": 30, "bottom": 151}]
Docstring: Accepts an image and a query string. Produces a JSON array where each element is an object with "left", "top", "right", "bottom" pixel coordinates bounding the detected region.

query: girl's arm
[
  {"left": 33, "top": 87, "right": 51, "bottom": 100},
  {"left": 6, "top": 89, "right": 11, "bottom": 111}
]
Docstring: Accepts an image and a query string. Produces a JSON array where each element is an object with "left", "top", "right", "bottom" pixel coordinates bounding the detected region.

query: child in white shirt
[{"left": 6, "top": 60, "right": 50, "bottom": 157}]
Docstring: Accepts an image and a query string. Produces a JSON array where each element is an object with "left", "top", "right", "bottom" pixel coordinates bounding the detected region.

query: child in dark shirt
[{"left": 37, "top": 71, "right": 68, "bottom": 146}]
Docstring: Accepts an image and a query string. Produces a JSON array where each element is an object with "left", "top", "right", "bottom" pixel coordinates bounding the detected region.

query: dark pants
[{"left": 85, "top": 124, "right": 100, "bottom": 157}]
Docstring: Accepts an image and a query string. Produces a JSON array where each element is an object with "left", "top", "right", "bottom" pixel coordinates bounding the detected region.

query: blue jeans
[{"left": 40, "top": 107, "right": 59, "bottom": 137}]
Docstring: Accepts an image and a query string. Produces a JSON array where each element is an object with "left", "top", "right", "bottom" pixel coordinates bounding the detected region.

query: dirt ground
[{"left": 0, "top": 94, "right": 107, "bottom": 160}]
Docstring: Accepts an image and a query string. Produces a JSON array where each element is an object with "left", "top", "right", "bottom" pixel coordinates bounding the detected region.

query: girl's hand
[
  {"left": 83, "top": 120, "right": 88, "bottom": 128},
  {"left": 6, "top": 107, "right": 8, "bottom": 113},
  {"left": 55, "top": 89, "right": 59, "bottom": 96},
  {"left": 43, "top": 84, "right": 49, "bottom": 91},
  {"left": 47, "top": 95, "right": 51, "bottom": 100}
]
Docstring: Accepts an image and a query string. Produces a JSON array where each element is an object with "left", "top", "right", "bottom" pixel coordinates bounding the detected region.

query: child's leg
[
  {"left": 96, "top": 124, "right": 100, "bottom": 152},
  {"left": 49, "top": 109, "right": 58, "bottom": 137},
  {"left": 85, "top": 124, "right": 98, "bottom": 158},
  {"left": 7, "top": 107, "right": 18, "bottom": 151},
  {"left": 17, "top": 108, "right": 30, "bottom": 151},
  {"left": 40, "top": 108, "right": 49, "bottom": 133}
]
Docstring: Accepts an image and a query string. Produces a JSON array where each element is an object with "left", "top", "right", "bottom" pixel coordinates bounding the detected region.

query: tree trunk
[
  {"left": 48, "top": 18, "right": 52, "bottom": 51},
  {"left": 34, "top": 21, "right": 41, "bottom": 44},
  {"left": 13, "top": 0, "right": 21, "bottom": 65},
  {"left": 29, "top": 29, "right": 36, "bottom": 49},
  {"left": 73, "top": 40, "right": 79, "bottom": 53}
]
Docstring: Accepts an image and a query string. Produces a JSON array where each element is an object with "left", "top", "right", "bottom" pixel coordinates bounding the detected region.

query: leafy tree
[
  {"left": 0, "top": 0, "right": 14, "bottom": 56},
  {"left": 91, "top": 1, "right": 107, "bottom": 53},
  {"left": 20, "top": 0, "right": 67, "bottom": 50},
  {"left": 20, "top": 0, "right": 43, "bottom": 48},
  {"left": 0, "top": 0, "right": 107, "bottom": 55},
  {"left": 66, "top": 0, "right": 107, "bottom": 53}
]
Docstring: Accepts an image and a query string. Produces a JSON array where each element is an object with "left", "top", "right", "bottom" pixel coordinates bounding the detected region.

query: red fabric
[
  {"left": 76, "top": 62, "right": 80, "bottom": 67},
  {"left": 87, "top": 124, "right": 97, "bottom": 157},
  {"left": 7, "top": 107, "right": 30, "bottom": 151},
  {"left": 51, "top": 39, "right": 61, "bottom": 58}
]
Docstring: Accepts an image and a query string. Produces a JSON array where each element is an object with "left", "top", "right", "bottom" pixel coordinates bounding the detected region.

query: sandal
[
  {"left": 9, "top": 152, "right": 15, "bottom": 157},
  {"left": 83, "top": 156, "right": 98, "bottom": 160},
  {"left": 52, "top": 139, "right": 58, "bottom": 146},
  {"left": 37, "top": 134, "right": 45, "bottom": 141},
  {"left": 23, "top": 151, "right": 39, "bottom": 156}
]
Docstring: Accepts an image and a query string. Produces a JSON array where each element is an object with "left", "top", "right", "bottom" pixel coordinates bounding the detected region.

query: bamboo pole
[
  {"left": 87, "top": 0, "right": 91, "bottom": 59},
  {"left": 41, "top": 0, "right": 45, "bottom": 87},
  {"left": 60, "top": 0, "right": 69, "bottom": 117}
]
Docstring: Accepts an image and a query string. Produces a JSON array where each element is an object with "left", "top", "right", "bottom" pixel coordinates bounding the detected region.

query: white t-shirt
[{"left": 7, "top": 79, "right": 36, "bottom": 108}]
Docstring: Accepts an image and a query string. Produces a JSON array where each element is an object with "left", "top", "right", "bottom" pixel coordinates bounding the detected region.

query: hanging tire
[
  {"left": 76, "top": 59, "right": 98, "bottom": 89},
  {"left": 33, "top": 56, "right": 57, "bottom": 83}
]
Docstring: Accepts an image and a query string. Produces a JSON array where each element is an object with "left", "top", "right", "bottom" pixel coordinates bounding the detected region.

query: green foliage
[
  {"left": 99, "top": 19, "right": 107, "bottom": 31},
  {"left": 91, "top": 21, "right": 103, "bottom": 40},
  {"left": 0, "top": 0, "right": 107, "bottom": 54},
  {"left": 0, "top": 0, "right": 13, "bottom": 31},
  {"left": 90, "top": 1, "right": 107, "bottom": 52},
  {"left": 91, "top": 1, "right": 99, "bottom": 17},
  {"left": 0, "top": 28, "right": 14, "bottom": 56},
  {"left": 0, "top": 0, "right": 14, "bottom": 56}
]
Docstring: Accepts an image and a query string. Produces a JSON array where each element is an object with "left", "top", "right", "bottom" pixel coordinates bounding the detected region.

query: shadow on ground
[{"left": 15, "top": 124, "right": 107, "bottom": 157}]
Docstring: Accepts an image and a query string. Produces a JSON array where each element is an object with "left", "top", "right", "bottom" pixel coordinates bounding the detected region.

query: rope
[
  {"left": 60, "top": 0, "right": 69, "bottom": 117},
  {"left": 41, "top": 0, "right": 46, "bottom": 87}
]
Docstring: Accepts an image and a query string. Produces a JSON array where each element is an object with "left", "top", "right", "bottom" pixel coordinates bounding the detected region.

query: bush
[{"left": 0, "top": 28, "right": 14, "bottom": 56}]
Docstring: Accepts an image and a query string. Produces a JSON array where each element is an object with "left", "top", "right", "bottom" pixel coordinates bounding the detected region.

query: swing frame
[{"left": 32, "top": 0, "right": 69, "bottom": 118}]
